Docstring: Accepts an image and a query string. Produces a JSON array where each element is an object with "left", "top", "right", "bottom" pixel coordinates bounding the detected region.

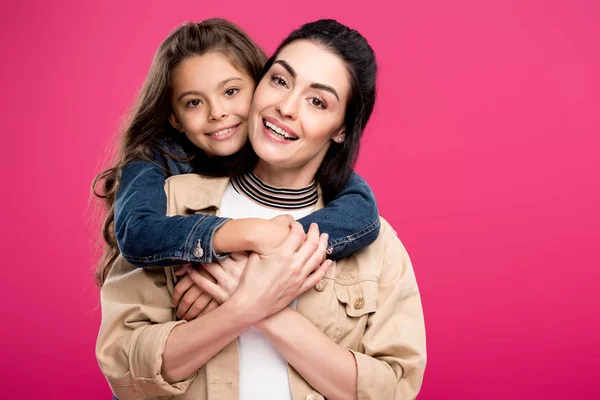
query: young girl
[{"left": 93, "top": 19, "right": 380, "bottom": 287}]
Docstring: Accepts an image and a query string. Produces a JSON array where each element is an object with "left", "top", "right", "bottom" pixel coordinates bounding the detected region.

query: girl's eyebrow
[
  {"left": 178, "top": 90, "right": 201, "bottom": 101},
  {"left": 217, "top": 77, "right": 243, "bottom": 88},
  {"left": 178, "top": 77, "right": 243, "bottom": 100},
  {"left": 274, "top": 59, "right": 340, "bottom": 101}
]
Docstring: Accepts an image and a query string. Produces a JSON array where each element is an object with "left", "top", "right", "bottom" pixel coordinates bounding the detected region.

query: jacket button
[
  {"left": 306, "top": 394, "right": 318, "bottom": 400},
  {"left": 354, "top": 297, "right": 365, "bottom": 310},
  {"left": 193, "top": 239, "right": 204, "bottom": 258},
  {"left": 315, "top": 279, "right": 327, "bottom": 292}
]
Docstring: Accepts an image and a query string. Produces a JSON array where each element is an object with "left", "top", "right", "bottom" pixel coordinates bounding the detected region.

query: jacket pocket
[{"left": 333, "top": 277, "right": 379, "bottom": 317}]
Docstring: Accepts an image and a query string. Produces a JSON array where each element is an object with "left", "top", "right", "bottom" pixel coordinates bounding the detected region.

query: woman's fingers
[
  {"left": 295, "top": 223, "right": 323, "bottom": 266},
  {"left": 171, "top": 274, "right": 193, "bottom": 307},
  {"left": 176, "top": 284, "right": 203, "bottom": 319},
  {"left": 188, "top": 268, "right": 229, "bottom": 304},
  {"left": 278, "top": 222, "right": 307, "bottom": 254},
  {"left": 203, "top": 262, "right": 228, "bottom": 283},
  {"left": 299, "top": 259, "right": 333, "bottom": 294},
  {"left": 182, "top": 291, "right": 213, "bottom": 321},
  {"left": 300, "top": 232, "right": 329, "bottom": 277},
  {"left": 174, "top": 263, "right": 192, "bottom": 277}
]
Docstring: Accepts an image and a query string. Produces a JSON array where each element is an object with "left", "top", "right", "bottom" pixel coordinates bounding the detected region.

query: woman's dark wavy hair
[
  {"left": 91, "top": 19, "right": 267, "bottom": 286},
  {"left": 244, "top": 19, "right": 378, "bottom": 203}
]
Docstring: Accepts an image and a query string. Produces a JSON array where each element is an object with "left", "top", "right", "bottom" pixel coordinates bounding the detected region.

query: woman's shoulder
[
  {"left": 164, "top": 174, "right": 230, "bottom": 215},
  {"left": 336, "top": 216, "right": 413, "bottom": 285}
]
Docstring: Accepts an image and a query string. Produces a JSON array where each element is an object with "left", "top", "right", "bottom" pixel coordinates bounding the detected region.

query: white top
[{"left": 217, "top": 182, "right": 315, "bottom": 400}]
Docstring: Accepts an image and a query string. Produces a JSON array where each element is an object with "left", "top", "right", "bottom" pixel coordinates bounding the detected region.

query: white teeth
[
  {"left": 210, "top": 126, "right": 234, "bottom": 136},
  {"left": 264, "top": 120, "right": 296, "bottom": 140}
]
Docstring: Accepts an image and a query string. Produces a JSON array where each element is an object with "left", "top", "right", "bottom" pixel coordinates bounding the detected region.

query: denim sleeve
[
  {"left": 298, "top": 171, "right": 380, "bottom": 260},
  {"left": 114, "top": 160, "right": 230, "bottom": 267}
]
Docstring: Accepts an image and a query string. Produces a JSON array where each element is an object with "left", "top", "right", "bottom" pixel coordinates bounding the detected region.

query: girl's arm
[
  {"left": 298, "top": 171, "right": 380, "bottom": 260},
  {"left": 115, "top": 161, "right": 286, "bottom": 266}
]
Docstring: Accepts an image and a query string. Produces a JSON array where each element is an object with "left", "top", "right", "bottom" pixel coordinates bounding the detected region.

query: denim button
[{"left": 193, "top": 239, "right": 204, "bottom": 258}]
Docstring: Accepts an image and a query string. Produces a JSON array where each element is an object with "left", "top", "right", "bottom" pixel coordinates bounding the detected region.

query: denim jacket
[{"left": 114, "top": 139, "right": 380, "bottom": 266}]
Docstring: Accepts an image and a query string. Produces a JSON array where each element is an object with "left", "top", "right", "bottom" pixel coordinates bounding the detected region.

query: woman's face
[
  {"left": 248, "top": 40, "right": 350, "bottom": 174},
  {"left": 169, "top": 51, "right": 255, "bottom": 157}
]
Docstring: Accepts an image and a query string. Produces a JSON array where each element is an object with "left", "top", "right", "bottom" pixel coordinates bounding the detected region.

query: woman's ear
[
  {"left": 332, "top": 128, "right": 346, "bottom": 143},
  {"left": 169, "top": 112, "right": 184, "bottom": 132}
]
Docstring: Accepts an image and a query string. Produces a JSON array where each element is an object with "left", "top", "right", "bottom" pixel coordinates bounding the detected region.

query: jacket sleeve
[
  {"left": 115, "top": 160, "right": 229, "bottom": 267},
  {"left": 95, "top": 256, "right": 195, "bottom": 399},
  {"left": 349, "top": 221, "right": 427, "bottom": 399},
  {"left": 298, "top": 171, "right": 380, "bottom": 260}
]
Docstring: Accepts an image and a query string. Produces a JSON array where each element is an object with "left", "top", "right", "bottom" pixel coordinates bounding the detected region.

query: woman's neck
[{"left": 253, "top": 160, "right": 317, "bottom": 189}]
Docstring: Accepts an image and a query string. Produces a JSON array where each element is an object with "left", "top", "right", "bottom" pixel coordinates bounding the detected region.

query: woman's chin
[{"left": 254, "top": 148, "right": 290, "bottom": 168}]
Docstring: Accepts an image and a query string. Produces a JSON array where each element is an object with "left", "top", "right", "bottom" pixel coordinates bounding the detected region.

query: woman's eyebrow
[
  {"left": 310, "top": 83, "right": 339, "bottom": 101},
  {"left": 274, "top": 59, "right": 339, "bottom": 101},
  {"left": 274, "top": 60, "right": 296, "bottom": 78}
]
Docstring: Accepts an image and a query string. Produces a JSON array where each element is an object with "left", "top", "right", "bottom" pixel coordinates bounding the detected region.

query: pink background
[{"left": 1, "top": 0, "right": 598, "bottom": 398}]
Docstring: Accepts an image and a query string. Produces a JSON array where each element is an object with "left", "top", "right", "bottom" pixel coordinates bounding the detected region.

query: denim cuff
[
  {"left": 183, "top": 215, "right": 231, "bottom": 263},
  {"left": 326, "top": 218, "right": 381, "bottom": 260}
]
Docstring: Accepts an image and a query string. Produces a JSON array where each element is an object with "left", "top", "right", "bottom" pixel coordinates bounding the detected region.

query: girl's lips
[{"left": 205, "top": 123, "right": 241, "bottom": 141}]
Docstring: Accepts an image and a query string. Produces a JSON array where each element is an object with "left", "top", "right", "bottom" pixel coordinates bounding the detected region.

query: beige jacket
[{"left": 96, "top": 175, "right": 426, "bottom": 400}]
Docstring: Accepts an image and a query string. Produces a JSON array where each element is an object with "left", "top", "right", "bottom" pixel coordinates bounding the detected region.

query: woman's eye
[
  {"left": 225, "top": 88, "right": 239, "bottom": 97},
  {"left": 309, "top": 97, "right": 327, "bottom": 109},
  {"left": 186, "top": 99, "right": 201, "bottom": 108},
  {"left": 272, "top": 75, "right": 288, "bottom": 88}
]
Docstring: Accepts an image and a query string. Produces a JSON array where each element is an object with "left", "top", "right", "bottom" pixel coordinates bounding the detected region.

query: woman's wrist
[
  {"left": 228, "top": 288, "right": 270, "bottom": 326},
  {"left": 254, "top": 306, "right": 293, "bottom": 332}
]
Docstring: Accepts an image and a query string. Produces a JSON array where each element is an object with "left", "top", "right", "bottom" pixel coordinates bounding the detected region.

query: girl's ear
[{"left": 169, "top": 113, "right": 184, "bottom": 132}]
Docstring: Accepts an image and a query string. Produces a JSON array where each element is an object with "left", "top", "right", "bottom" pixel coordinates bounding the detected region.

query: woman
[{"left": 97, "top": 19, "right": 426, "bottom": 400}]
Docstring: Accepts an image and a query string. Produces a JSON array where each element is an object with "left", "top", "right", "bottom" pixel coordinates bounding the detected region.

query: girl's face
[
  {"left": 169, "top": 51, "right": 255, "bottom": 157},
  {"left": 248, "top": 40, "right": 350, "bottom": 176}
]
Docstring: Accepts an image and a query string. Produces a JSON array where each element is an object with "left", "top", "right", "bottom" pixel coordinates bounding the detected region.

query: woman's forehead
[{"left": 273, "top": 40, "right": 351, "bottom": 97}]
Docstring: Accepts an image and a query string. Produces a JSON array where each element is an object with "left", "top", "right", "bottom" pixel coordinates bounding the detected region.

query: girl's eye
[
  {"left": 225, "top": 88, "right": 239, "bottom": 97},
  {"left": 272, "top": 75, "right": 288, "bottom": 88},
  {"left": 309, "top": 97, "right": 327, "bottom": 110},
  {"left": 186, "top": 99, "right": 202, "bottom": 108}
]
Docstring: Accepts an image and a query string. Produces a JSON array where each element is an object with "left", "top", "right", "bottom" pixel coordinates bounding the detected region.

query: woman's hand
[
  {"left": 172, "top": 265, "right": 215, "bottom": 321},
  {"left": 233, "top": 222, "right": 332, "bottom": 321},
  {"left": 171, "top": 252, "right": 249, "bottom": 320},
  {"left": 186, "top": 252, "right": 249, "bottom": 304},
  {"left": 251, "top": 214, "right": 295, "bottom": 254}
]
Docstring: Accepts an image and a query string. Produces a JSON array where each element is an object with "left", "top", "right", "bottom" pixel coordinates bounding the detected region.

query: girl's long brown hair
[{"left": 92, "top": 19, "right": 266, "bottom": 286}]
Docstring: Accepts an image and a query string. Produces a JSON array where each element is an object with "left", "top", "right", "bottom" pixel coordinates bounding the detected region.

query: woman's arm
[
  {"left": 257, "top": 308, "right": 358, "bottom": 400},
  {"left": 298, "top": 171, "right": 380, "bottom": 260},
  {"left": 97, "top": 222, "right": 331, "bottom": 398},
  {"left": 162, "top": 223, "right": 330, "bottom": 382},
  {"left": 256, "top": 221, "right": 427, "bottom": 400}
]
